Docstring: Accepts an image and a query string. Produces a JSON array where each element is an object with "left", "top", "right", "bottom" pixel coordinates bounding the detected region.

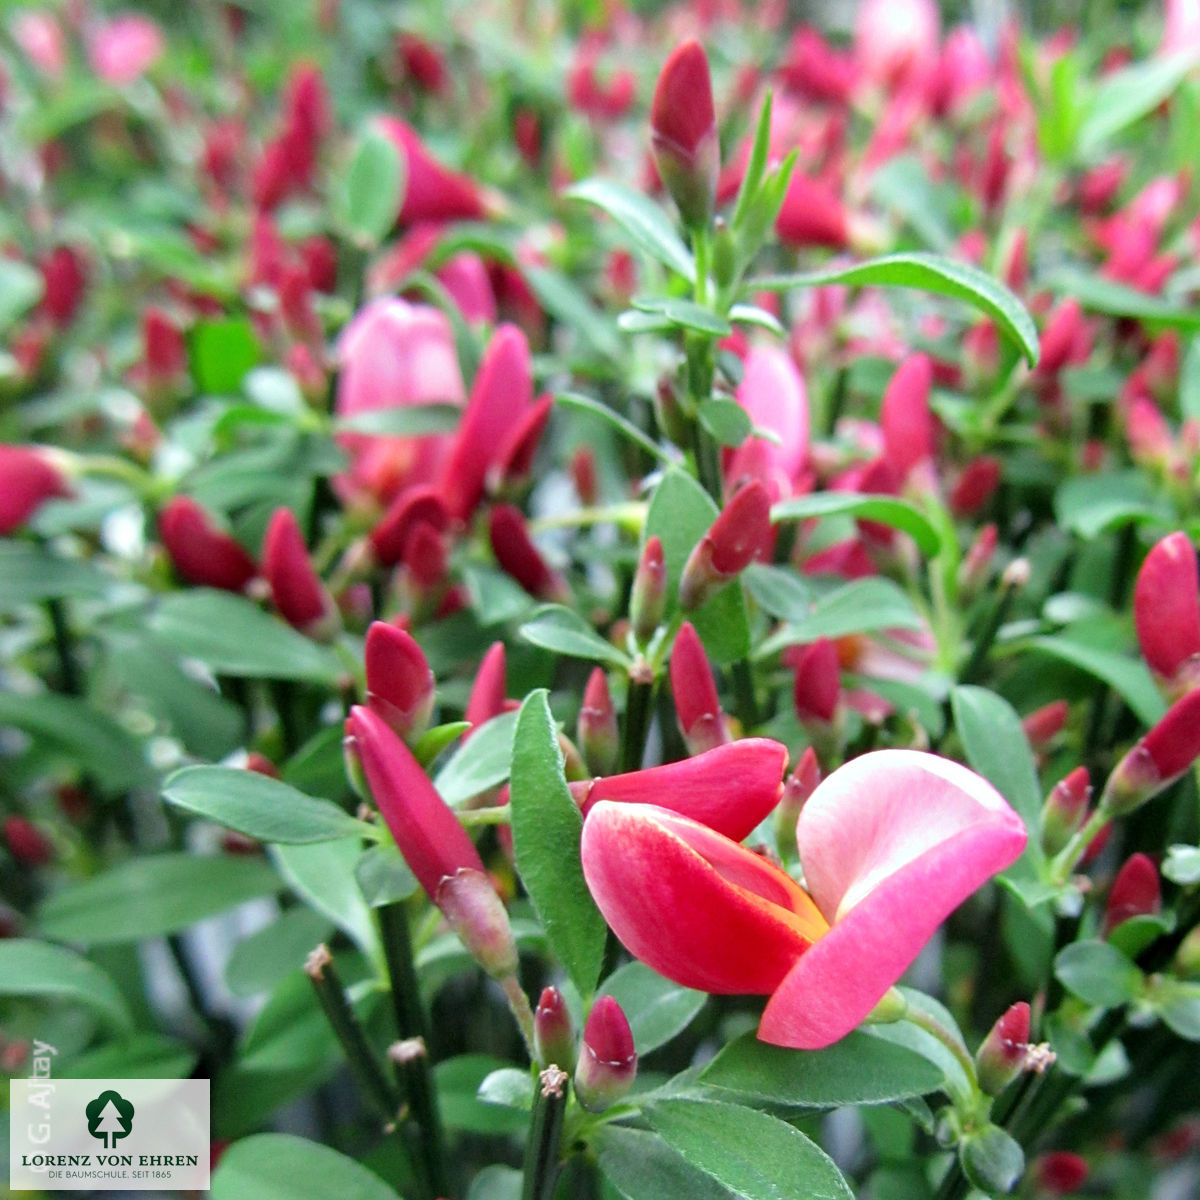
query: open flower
[{"left": 581, "top": 748, "right": 1026, "bottom": 1049}]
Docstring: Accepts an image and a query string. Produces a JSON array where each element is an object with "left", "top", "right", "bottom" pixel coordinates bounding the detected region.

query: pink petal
[
  {"left": 759, "top": 750, "right": 1026, "bottom": 1049},
  {"left": 581, "top": 801, "right": 825, "bottom": 995}
]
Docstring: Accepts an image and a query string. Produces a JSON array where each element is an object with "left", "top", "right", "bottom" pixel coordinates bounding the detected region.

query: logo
[{"left": 85, "top": 1091, "right": 135, "bottom": 1150}]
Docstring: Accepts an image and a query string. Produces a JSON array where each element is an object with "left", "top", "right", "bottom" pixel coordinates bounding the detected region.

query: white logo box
[{"left": 10, "top": 1078, "right": 209, "bottom": 1191}]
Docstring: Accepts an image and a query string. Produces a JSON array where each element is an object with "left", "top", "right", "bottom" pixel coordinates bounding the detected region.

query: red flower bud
[
  {"left": 880, "top": 355, "right": 934, "bottom": 480},
  {"left": 488, "top": 394, "right": 554, "bottom": 497},
  {"left": 365, "top": 621, "right": 436, "bottom": 745},
  {"left": 958, "top": 523, "right": 998, "bottom": 594},
  {"left": 4, "top": 816, "right": 54, "bottom": 866},
  {"left": 534, "top": 985, "right": 575, "bottom": 1069},
  {"left": 489, "top": 505, "right": 569, "bottom": 602},
  {"left": 650, "top": 40, "right": 718, "bottom": 229},
  {"left": 1102, "top": 852, "right": 1161, "bottom": 938},
  {"left": 375, "top": 117, "right": 486, "bottom": 227},
  {"left": 436, "top": 866, "right": 519, "bottom": 979},
  {"left": 1041, "top": 766, "right": 1091, "bottom": 857},
  {"left": 579, "top": 668, "right": 619, "bottom": 777},
  {"left": 369, "top": 486, "right": 450, "bottom": 569},
  {"left": 1134, "top": 532, "right": 1200, "bottom": 697},
  {"left": 1037, "top": 300, "right": 1088, "bottom": 378},
  {"left": 262, "top": 507, "right": 339, "bottom": 640},
  {"left": 631, "top": 536, "right": 667, "bottom": 643},
  {"left": 679, "top": 481, "right": 771, "bottom": 611},
  {"left": 571, "top": 447, "right": 598, "bottom": 506},
  {"left": 464, "top": 643, "right": 508, "bottom": 738},
  {"left": 141, "top": 306, "right": 188, "bottom": 387},
  {"left": 1104, "top": 689, "right": 1200, "bottom": 815},
  {"left": 975, "top": 1001, "right": 1033, "bottom": 1096},
  {"left": 39, "top": 245, "right": 87, "bottom": 327},
  {"left": 245, "top": 752, "right": 280, "bottom": 779},
  {"left": 776, "top": 175, "right": 849, "bottom": 250},
  {"left": 669, "top": 621, "right": 729, "bottom": 755},
  {"left": 792, "top": 638, "right": 840, "bottom": 724},
  {"left": 950, "top": 456, "right": 1002, "bottom": 517},
  {"left": 1022, "top": 701, "right": 1070, "bottom": 750},
  {"left": 575, "top": 995, "right": 637, "bottom": 1112},
  {"left": 1032, "top": 1152, "right": 1088, "bottom": 1197},
  {"left": 0, "top": 445, "right": 71, "bottom": 535},
  {"left": 158, "top": 496, "right": 257, "bottom": 592}
]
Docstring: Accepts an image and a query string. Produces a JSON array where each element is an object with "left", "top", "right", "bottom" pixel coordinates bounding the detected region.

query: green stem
[
  {"left": 377, "top": 904, "right": 449, "bottom": 1199},
  {"left": 306, "top": 945, "right": 402, "bottom": 1129},
  {"left": 730, "top": 658, "right": 759, "bottom": 729},
  {"left": 45, "top": 597, "right": 81, "bottom": 696},
  {"left": 621, "top": 674, "right": 656, "bottom": 773},
  {"left": 501, "top": 973, "right": 538, "bottom": 1064},
  {"left": 522, "top": 1066, "right": 569, "bottom": 1200},
  {"left": 903, "top": 1004, "right": 983, "bottom": 1113}
]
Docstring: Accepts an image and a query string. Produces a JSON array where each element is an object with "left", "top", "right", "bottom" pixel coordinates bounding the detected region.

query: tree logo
[{"left": 85, "top": 1090, "right": 135, "bottom": 1149}]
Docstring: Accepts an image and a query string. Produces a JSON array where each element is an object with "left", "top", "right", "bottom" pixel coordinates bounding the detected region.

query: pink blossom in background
[
  {"left": 1162, "top": 0, "right": 1200, "bottom": 58},
  {"left": 88, "top": 15, "right": 165, "bottom": 85},
  {"left": 13, "top": 11, "right": 66, "bottom": 79},
  {"left": 853, "top": 0, "right": 940, "bottom": 90},
  {"left": 725, "top": 346, "right": 809, "bottom": 500}
]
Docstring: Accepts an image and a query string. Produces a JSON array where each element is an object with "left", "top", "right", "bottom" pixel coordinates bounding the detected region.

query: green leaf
[
  {"left": 756, "top": 577, "right": 922, "bottom": 658},
  {"left": 1153, "top": 979, "right": 1200, "bottom": 1041},
  {"left": 960, "top": 1125, "right": 1025, "bottom": 1195},
  {"left": 0, "top": 258, "right": 44, "bottom": 332},
  {"left": 754, "top": 253, "right": 1038, "bottom": 366},
  {"left": 868, "top": 155, "right": 955, "bottom": 251},
  {"left": 646, "top": 1098, "right": 854, "bottom": 1200},
  {"left": 0, "top": 543, "right": 111, "bottom": 609},
  {"left": 271, "top": 839, "right": 380, "bottom": 962},
  {"left": 772, "top": 493, "right": 942, "bottom": 557},
  {"left": 212, "top": 1134, "right": 399, "bottom": 1200},
  {"left": 632, "top": 295, "right": 732, "bottom": 336},
  {"left": 355, "top": 844, "right": 419, "bottom": 907},
  {"left": 39, "top": 854, "right": 280, "bottom": 945},
  {"left": 742, "top": 563, "right": 812, "bottom": 621},
  {"left": 341, "top": 125, "right": 405, "bottom": 246},
  {"left": 519, "top": 605, "right": 632, "bottom": 668},
  {"left": 332, "top": 403, "right": 461, "bottom": 436},
  {"left": 0, "top": 940, "right": 133, "bottom": 1031},
  {"left": 645, "top": 467, "right": 751, "bottom": 665},
  {"left": 436, "top": 1054, "right": 530, "bottom": 1134},
  {"left": 61, "top": 1033, "right": 197, "bottom": 1080},
  {"left": 462, "top": 563, "right": 535, "bottom": 626},
  {"left": 599, "top": 962, "right": 706, "bottom": 1055},
  {"left": 163, "top": 765, "right": 369, "bottom": 844},
  {"left": 701, "top": 1029, "right": 944, "bottom": 1107},
  {"left": 728, "top": 303, "right": 785, "bottom": 335},
  {"left": 1164, "top": 844, "right": 1200, "bottom": 886},
  {"left": 509, "top": 690, "right": 607, "bottom": 997},
  {"left": 1047, "top": 270, "right": 1200, "bottom": 331},
  {"left": 1025, "top": 633, "right": 1165, "bottom": 726},
  {"left": 477, "top": 1067, "right": 535, "bottom": 1111},
  {"left": 1054, "top": 939, "right": 1144, "bottom": 1007},
  {"left": 567, "top": 178, "right": 695, "bottom": 279},
  {"left": 1182, "top": 338, "right": 1200, "bottom": 423},
  {"left": 596, "top": 1126, "right": 741, "bottom": 1200},
  {"left": 1078, "top": 51, "right": 1196, "bottom": 155},
  {"left": 554, "top": 392, "right": 672, "bottom": 464},
  {"left": 467, "top": 1166, "right": 523, "bottom": 1200},
  {"left": 698, "top": 399, "right": 753, "bottom": 447},
  {"left": 150, "top": 590, "right": 342, "bottom": 683},
  {"left": 225, "top": 907, "right": 333, "bottom": 997},
  {"left": 0, "top": 691, "right": 150, "bottom": 794},
  {"left": 190, "top": 318, "right": 261, "bottom": 394},
  {"left": 434, "top": 709, "right": 519, "bottom": 807},
  {"left": 950, "top": 686, "right": 1042, "bottom": 863},
  {"left": 1054, "top": 471, "right": 1172, "bottom": 539}
]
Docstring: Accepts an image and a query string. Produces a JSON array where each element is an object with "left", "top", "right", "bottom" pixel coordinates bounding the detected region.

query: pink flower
[
  {"left": 1134, "top": 532, "right": 1200, "bottom": 696},
  {"left": 880, "top": 354, "right": 935, "bottom": 483},
  {"left": 158, "top": 497, "right": 257, "bottom": 592},
  {"left": 489, "top": 505, "right": 569, "bottom": 602},
  {"left": 725, "top": 347, "right": 809, "bottom": 500},
  {"left": 88, "top": 15, "right": 164, "bottom": 85},
  {"left": 374, "top": 117, "right": 487, "bottom": 226},
  {"left": 334, "top": 299, "right": 465, "bottom": 506},
  {"left": 1162, "top": 0, "right": 1200, "bottom": 59},
  {"left": 581, "top": 749, "right": 1026, "bottom": 1049},
  {"left": 13, "top": 12, "right": 66, "bottom": 79},
  {"left": 854, "top": 0, "right": 940, "bottom": 90},
  {"left": 0, "top": 445, "right": 71, "bottom": 535},
  {"left": 776, "top": 174, "right": 850, "bottom": 250}
]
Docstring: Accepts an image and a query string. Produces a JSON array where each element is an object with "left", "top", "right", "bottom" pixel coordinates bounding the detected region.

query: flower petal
[{"left": 581, "top": 801, "right": 825, "bottom": 995}]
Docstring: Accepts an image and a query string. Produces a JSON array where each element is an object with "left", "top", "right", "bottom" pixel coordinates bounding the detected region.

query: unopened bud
[
  {"left": 1102, "top": 689, "right": 1200, "bottom": 816},
  {"left": 669, "top": 621, "right": 729, "bottom": 755},
  {"left": 574, "top": 996, "right": 637, "bottom": 1112},
  {"left": 792, "top": 638, "right": 840, "bottom": 724},
  {"left": 365, "top": 621, "right": 436, "bottom": 745},
  {"left": 1102, "top": 853, "right": 1161, "bottom": 938},
  {"left": 436, "top": 867, "right": 519, "bottom": 980},
  {"left": 490, "top": 505, "right": 570, "bottom": 602},
  {"left": 654, "top": 377, "right": 690, "bottom": 448},
  {"left": 534, "top": 986, "right": 575, "bottom": 1068},
  {"left": 263, "top": 507, "right": 340, "bottom": 641},
  {"left": 958, "top": 523, "right": 998, "bottom": 595},
  {"left": 776, "top": 746, "right": 821, "bottom": 861},
  {"left": 631, "top": 536, "right": 667, "bottom": 644},
  {"left": 4, "top": 816, "right": 54, "bottom": 866},
  {"left": 679, "top": 481, "right": 771, "bottom": 611},
  {"left": 1041, "top": 767, "right": 1091, "bottom": 857},
  {"left": 578, "top": 668, "right": 619, "bottom": 776},
  {"left": 650, "top": 40, "right": 718, "bottom": 230},
  {"left": 1173, "top": 926, "right": 1200, "bottom": 978},
  {"left": 1032, "top": 1151, "right": 1088, "bottom": 1197},
  {"left": 1133, "top": 532, "right": 1200, "bottom": 700},
  {"left": 1023, "top": 701, "right": 1069, "bottom": 751},
  {"left": 976, "top": 1001, "right": 1052, "bottom": 1096}
]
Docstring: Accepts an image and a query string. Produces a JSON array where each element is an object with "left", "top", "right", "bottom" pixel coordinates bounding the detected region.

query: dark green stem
[
  {"left": 730, "top": 658, "right": 759, "bottom": 729},
  {"left": 522, "top": 1067, "right": 569, "bottom": 1200},
  {"left": 960, "top": 581, "right": 1018, "bottom": 686},
  {"left": 45, "top": 597, "right": 81, "bottom": 696},
  {"left": 378, "top": 903, "right": 449, "bottom": 1199},
  {"left": 306, "top": 945, "right": 402, "bottom": 1128},
  {"left": 621, "top": 676, "right": 655, "bottom": 772},
  {"left": 270, "top": 680, "right": 303, "bottom": 758}
]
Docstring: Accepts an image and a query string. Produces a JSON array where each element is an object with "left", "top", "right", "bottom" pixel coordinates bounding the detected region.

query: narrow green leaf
[
  {"left": 519, "top": 604, "right": 632, "bottom": 668},
  {"left": 599, "top": 962, "right": 706, "bottom": 1055},
  {"left": 728, "top": 302, "right": 785, "bottom": 335},
  {"left": 754, "top": 252, "right": 1038, "bottom": 365},
  {"left": 434, "top": 709, "right": 520, "bottom": 806},
  {"left": 698, "top": 399, "right": 753, "bottom": 447},
  {"left": 1047, "top": 270, "right": 1200, "bottom": 331},
  {"left": 1183, "top": 337, "right": 1200, "bottom": 422},
  {"left": 190, "top": 317, "right": 261, "bottom": 394},
  {"left": 1078, "top": 51, "right": 1196, "bottom": 154},
  {"left": 0, "top": 940, "right": 133, "bottom": 1031},
  {"left": 39, "top": 854, "right": 280, "bottom": 945},
  {"left": 333, "top": 403, "right": 461, "bottom": 436},
  {"left": 212, "top": 1134, "right": 399, "bottom": 1200},
  {"left": 567, "top": 178, "right": 695, "bottom": 279},
  {"left": 1025, "top": 633, "right": 1166, "bottom": 726},
  {"left": 701, "top": 1029, "right": 943, "bottom": 1107},
  {"left": 509, "top": 690, "right": 607, "bottom": 997},
  {"left": 62, "top": 1033, "right": 198, "bottom": 1080},
  {"left": 151, "top": 590, "right": 343, "bottom": 683},
  {"left": 163, "top": 765, "right": 369, "bottom": 844},
  {"left": 1054, "top": 470, "right": 1172, "bottom": 538},
  {"left": 646, "top": 1098, "right": 854, "bottom": 1200},
  {"left": 950, "top": 686, "right": 1042, "bottom": 862},
  {"left": 0, "top": 544, "right": 111, "bottom": 609},
  {"left": 0, "top": 258, "right": 44, "bottom": 332},
  {"left": 741, "top": 563, "right": 812, "bottom": 621},
  {"left": 773, "top": 493, "right": 942, "bottom": 557},
  {"left": 341, "top": 125, "right": 405, "bottom": 247},
  {"left": 523, "top": 263, "right": 622, "bottom": 359},
  {"left": 632, "top": 295, "right": 732, "bottom": 336},
  {"left": 1055, "top": 939, "right": 1144, "bottom": 1008},
  {"left": 645, "top": 467, "right": 752, "bottom": 665},
  {"left": 555, "top": 392, "right": 672, "bottom": 463},
  {"left": 225, "top": 907, "right": 334, "bottom": 997}
]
